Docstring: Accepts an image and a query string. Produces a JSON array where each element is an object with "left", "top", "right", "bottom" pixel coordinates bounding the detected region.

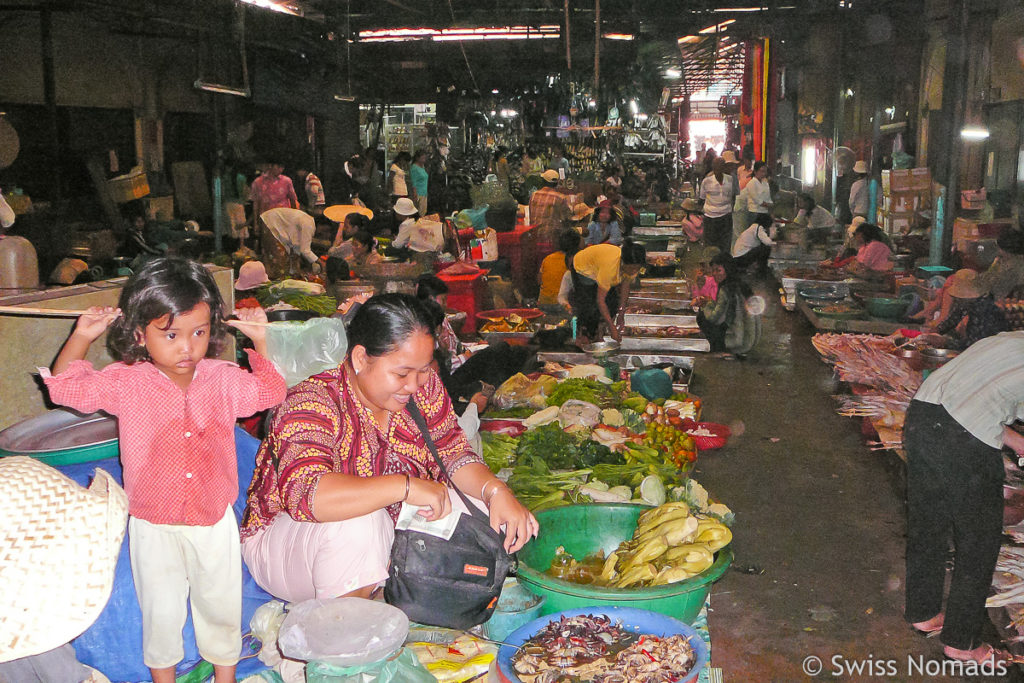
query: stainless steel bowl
[
  {"left": 920, "top": 347, "right": 959, "bottom": 367},
  {"left": 584, "top": 340, "right": 620, "bottom": 358}
]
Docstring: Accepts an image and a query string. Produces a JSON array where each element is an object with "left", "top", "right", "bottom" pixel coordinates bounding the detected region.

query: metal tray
[
  {"left": 633, "top": 225, "right": 680, "bottom": 237},
  {"left": 619, "top": 355, "right": 695, "bottom": 392},
  {"left": 534, "top": 353, "right": 695, "bottom": 392},
  {"left": 620, "top": 336, "right": 711, "bottom": 352},
  {"left": 626, "top": 297, "right": 693, "bottom": 312},
  {"left": 637, "top": 277, "right": 689, "bottom": 288},
  {"left": 0, "top": 409, "right": 119, "bottom": 465},
  {"left": 623, "top": 313, "right": 698, "bottom": 327}
]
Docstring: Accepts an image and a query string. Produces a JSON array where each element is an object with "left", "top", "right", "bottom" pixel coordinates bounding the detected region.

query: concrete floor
[{"left": 693, "top": 285, "right": 1022, "bottom": 682}]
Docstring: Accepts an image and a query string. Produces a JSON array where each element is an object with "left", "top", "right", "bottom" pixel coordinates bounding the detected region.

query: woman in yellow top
[
  {"left": 570, "top": 238, "right": 646, "bottom": 343},
  {"left": 538, "top": 230, "right": 582, "bottom": 310}
]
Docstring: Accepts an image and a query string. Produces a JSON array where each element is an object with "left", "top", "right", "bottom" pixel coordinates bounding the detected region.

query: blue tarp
[{"left": 62, "top": 428, "right": 272, "bottom": 682}]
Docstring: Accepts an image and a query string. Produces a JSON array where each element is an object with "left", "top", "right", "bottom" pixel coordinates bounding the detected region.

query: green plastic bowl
[
  {"left": 0, "top": 410, "right": 119, "bottom": 466},
  {"left": 516, "top": 503, "right": 733, "bottom": 625},
  {"left": 865, "top": 297, "right": 909, "bottom": 319}
]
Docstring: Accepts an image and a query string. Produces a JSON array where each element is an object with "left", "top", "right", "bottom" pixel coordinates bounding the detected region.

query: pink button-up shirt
[{"left": 42, "top": 350, "right": 286, "bottom": 526}]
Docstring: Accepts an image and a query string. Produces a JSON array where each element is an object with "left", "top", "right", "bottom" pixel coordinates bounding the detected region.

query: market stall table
[{"left": 798, "top": 299, "right": 921, "bottom": 336}]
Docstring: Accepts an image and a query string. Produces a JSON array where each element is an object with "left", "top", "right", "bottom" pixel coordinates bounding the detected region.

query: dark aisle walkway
[{"left": 693, "top": 289, "right": 1021, "bottom": 682}]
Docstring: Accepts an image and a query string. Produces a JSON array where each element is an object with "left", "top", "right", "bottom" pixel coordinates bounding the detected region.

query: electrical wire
[{"left": 446, "top": 0, "right": 480, "bottom": 94}]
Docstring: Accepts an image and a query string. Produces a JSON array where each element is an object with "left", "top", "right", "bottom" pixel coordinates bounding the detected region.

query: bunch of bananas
[{"left": 601, "top": 502, "right": 732, "bottom": 588}]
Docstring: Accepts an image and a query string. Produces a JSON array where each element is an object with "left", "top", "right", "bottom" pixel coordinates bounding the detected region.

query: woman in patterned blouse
[{"left": 241, "top": 294, "right": 537, "bottom": 602}]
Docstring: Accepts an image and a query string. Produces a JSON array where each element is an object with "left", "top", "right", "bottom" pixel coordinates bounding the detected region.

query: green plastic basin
[
  {"left": 516, "top": 503, "right": 733, "bottom": 625},
  {"left": 0, "top": 409, "right": 119, "bottom": 466}
]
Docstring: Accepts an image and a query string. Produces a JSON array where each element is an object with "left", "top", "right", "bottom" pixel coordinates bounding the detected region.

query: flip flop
[
  {"left": 911, "top": 623, "right": 942, "bottom": 638},
  {"left": 943, "top": 643, "right": 1013, "bottom": 665}
]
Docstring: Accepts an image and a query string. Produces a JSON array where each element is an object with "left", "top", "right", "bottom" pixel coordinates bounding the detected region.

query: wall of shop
[
  {"left": 0, "top": 267, "right": 235, "bottom": 432},
  {"left": 0, "top": 8, "right": 358, "bottom": 205},
  {"left": 0, "top": 12, "right": 207, "bottom": 113}
]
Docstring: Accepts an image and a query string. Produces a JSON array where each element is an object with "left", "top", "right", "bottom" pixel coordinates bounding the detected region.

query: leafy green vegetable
[
  {"left": 481, "top": 432, "right": 519, "bottom": 473},
  {"left": 621, "top": 408, "right": 647, "bottom": 434},
  {"left": 482, "top": 406, "right": 537, "bottom": 419},
  {"left": 576, "top": 439, "right": 622, "bottom": 467},
  {"left": 280, "top": 293, "right": 338, "bottom": 317},
  {"left": 545, "top": 379, "right": 611, "bottom": 407},
  {"left": 516, "top": 423, "right": 579, "bottom": 470}
]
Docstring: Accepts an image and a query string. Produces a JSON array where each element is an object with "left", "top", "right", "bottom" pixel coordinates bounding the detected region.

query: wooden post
[
  {"left": 40, "top": 3, "right": 61, "bottom": 202},
  {"left": 564, "top": 0, "right": 572, "bottom": 71}
]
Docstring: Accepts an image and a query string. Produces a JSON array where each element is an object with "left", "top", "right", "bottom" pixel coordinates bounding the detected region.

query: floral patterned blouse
[{"left": 241, "top": 365, "right": 480, "bottom": 538}]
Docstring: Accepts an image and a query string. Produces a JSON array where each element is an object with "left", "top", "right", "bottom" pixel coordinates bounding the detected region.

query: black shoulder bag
[{"left": 384, "top": 401, "right": 514, "bottom": 629}]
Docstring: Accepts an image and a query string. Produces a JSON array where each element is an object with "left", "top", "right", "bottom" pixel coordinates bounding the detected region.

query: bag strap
[{"left": 406, "top": 400, "right": 492, "bottom": 526}]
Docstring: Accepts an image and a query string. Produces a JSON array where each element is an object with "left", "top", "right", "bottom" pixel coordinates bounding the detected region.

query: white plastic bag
[
  {"left": 250, "top": 600, "right": 288, "bottom": 667},
  {"left": 277, "top": 598, "right": 409, "bottom": 667},
  {"left": 264, "top": 318, "right": 348, "bottom": 387}
]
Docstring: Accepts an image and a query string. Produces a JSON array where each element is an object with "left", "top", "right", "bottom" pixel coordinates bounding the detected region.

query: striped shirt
[
  {"left": 914, "top": 331, "right": 1024, "bottom": 448},
  {"left": 241, "top": 366, "right": 479, "bottom": 538}
]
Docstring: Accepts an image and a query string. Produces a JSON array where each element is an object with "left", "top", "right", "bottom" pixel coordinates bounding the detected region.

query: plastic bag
[
  {"left": 264, "top": 318, "right": 348, "bottom": 387},
  {"left": 471, "top": 179, "right": 517, "bottom": 211},
  {"left": 457, "top": 206, "right": 489, "bottom": 230},
  {"left": 304, "top": 648, "right": 434, "bottom": 683},
  {"left": 250, "top": 600, "right": 288, "bottom": 667},
  {"left": 557, "top": 399, "right": 602, "bottom": 429},
  {"left": 492, "top": 373, "right": 556, "bottom": 410},
  {"left": 278, "top": 598, "right": 409, "bottom": 667}
]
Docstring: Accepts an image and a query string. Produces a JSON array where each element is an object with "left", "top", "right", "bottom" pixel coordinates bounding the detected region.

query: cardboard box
[
  {"left": 883, "top": 212, "right": 914, "bottom": 234},
  {"left": 889, "top": 169, "right": 912, "bottom": 192},
  {"left": 889, "top": 192, "right": 920, "bottom": 213},
  {"left": 145, "top": 196, "right": 175, "bottom": 221},
  {"left": 910, "top": 167, "right": 932, "bottom": 191}
]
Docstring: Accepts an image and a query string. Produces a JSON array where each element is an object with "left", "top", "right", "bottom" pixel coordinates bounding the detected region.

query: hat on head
[
  {"left": 947, "top": 268, "right": 985, "bottom": 299},
  {"left": 323, "top": 204, "right": 374, "bottom": 224},
  {"left": 700, "top": 246, "right": 721, "bottom": 263},
  {"left": 571, "top": 202, "right": 594, "bottom": 221},
  {"left": 721, "top": 150, "right": 739, "bottom": 165},
  {"left": 540, "top": 169, "right": 560, "bottom": 183},
  {"left": 236, "top": 260, "right": 270, "bottom": 290},
  {"left": 394, "top": 197, "right": 418, "bottom": 216},
  {"left": 597, "top": 199, "right": 614, "bottom": 210},
  {"left": 853, "top": 160, "right": 868, "bottom": 174},
  {"left": 681, "top": 198, "right": 701, "bottom": 213},
  {"left": 0, "top": 457, "right": 128, "bottom": 662}
]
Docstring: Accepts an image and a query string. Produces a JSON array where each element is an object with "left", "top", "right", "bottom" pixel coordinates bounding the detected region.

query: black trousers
[
  {"left": 733, "top": 243, "right": 771, "bottom": 276},
  {"left": 570, "top": 272, "right": 619, "bottom": 340},
  {"left": 696, "top": 310, "right": 727, "bottom": 352},
  {"left": 904, "top": 400, "right": 1005, "bottom": 650},
  {"left": 703, "top": 214, "right": 733, "bottom": 255}
]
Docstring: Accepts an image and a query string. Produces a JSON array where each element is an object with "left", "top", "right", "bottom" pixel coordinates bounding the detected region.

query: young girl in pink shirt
[{"left": 42, "top": 257, "right": 286, "bottom": 683}]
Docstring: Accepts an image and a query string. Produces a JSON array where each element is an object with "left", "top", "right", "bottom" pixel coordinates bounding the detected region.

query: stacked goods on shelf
[
  {"left": 880, "top": 168, "right": 932, "bottom": 236},
  {"left": 997, "top": 300, "right": 1024, "bottom": 331}
]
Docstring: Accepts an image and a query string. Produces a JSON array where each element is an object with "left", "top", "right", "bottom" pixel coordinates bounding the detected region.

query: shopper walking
[{"left": 698, "top": 156, "right": 735, "bottom": 255}]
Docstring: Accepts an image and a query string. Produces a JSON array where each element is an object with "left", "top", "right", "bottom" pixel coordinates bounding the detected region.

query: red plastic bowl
[
  {"left": 686, "top": 422, "right": 731, "bottom": 450},
  {"left": 475, "top": 308, "right": 545, "bottom": 322}
]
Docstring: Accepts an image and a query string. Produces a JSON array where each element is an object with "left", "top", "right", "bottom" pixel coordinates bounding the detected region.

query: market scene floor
[{"left": 695, "top": 287, "right": 1022, "bottom": 683}]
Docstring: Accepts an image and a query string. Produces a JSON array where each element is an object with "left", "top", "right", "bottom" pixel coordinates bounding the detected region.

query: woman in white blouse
[{"left": 745, "top": 161, "right": 773, "bottom": 218}]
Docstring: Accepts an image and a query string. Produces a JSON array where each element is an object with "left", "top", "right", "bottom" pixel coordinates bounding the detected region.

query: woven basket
[
  {"left": 686, "top": 422, "right": 731, "bottom": 451},
  {"left": 0, "top": 456, "right": 128, "bottom": 662}
]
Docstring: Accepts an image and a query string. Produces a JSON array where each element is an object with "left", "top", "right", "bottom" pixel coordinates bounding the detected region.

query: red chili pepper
[
  {"left": 642, "top": 648, "right": 657, "bottom": 662},
  {"left": 638, "top": 636, "right": 645, "bottom": 646}
]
